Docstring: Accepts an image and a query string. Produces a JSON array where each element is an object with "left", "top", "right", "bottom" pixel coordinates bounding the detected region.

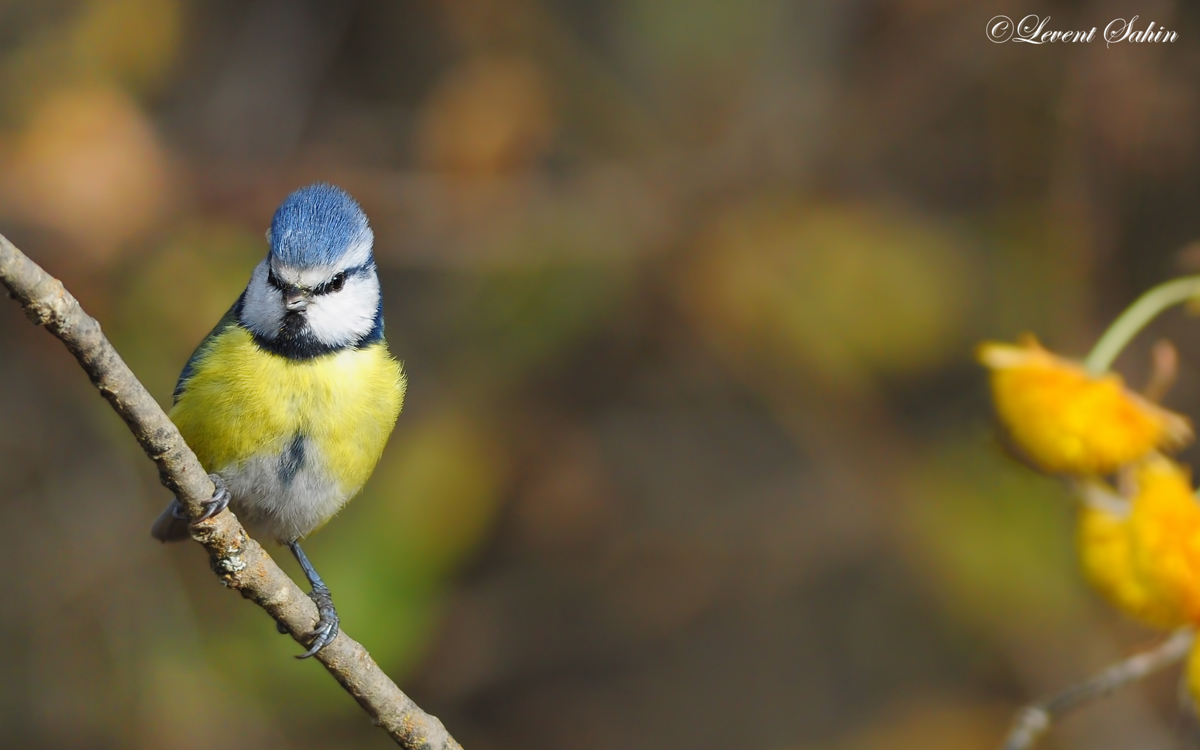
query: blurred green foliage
[
  {"left": 683, "top": 199, "right": 971, "bottom": 394},
  {"left": 902, "top": 443, "right": 1085, "bottom": 637}
]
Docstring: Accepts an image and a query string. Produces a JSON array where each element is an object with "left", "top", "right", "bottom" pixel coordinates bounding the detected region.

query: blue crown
[{"left": 268, "top": 184, "right": 373, "bottom": 268}]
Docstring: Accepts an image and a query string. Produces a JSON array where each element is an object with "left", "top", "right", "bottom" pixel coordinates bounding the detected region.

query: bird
[{"left": 151, "top": 183, "right": 406, "bottom": 658}]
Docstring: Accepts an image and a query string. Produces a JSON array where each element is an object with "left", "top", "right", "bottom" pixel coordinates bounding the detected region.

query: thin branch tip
[{"left": 1001, "top": 627, "right": 1194, "bottom": 750}]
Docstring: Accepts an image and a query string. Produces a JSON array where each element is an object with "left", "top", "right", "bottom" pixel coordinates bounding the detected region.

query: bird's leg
[
  {"left": 170, "top": 474, "right": 231, "bottom": 522},
  {"left": 288, "top": 540, "right": 339, "bottom": 658}
]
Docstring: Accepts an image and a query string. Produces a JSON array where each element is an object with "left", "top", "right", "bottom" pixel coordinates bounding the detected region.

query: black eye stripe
[
  {"left": 268, "top": 263, "right": 370, "bottom": 295},
  {"left": 314, "top": 271, "right": 347, "bottom": 296}
]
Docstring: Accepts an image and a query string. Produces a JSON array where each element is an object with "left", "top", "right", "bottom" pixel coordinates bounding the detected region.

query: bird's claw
[
  {"left": 297, "top": 586, "right": 339, "bottom": 659},
  {"left": 169, "top": 474, "right": 230, "bottom": 524},
  {"left": 195, "top": 474, "right": 231, "bottom": 522}
]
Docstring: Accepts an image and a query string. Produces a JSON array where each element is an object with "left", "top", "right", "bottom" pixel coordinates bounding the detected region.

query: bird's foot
[
  {"left": 172, "top": 474, "right": 230, "bottom": 523},
  {"left": 195, "top": 474, "right": 231, "bottom": 522},
  {"left": 297, "top": 585, "right": 339, "bottom": 659}
]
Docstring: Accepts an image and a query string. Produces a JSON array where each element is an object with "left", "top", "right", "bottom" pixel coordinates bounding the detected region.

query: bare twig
[
  {"left": 1002, "top": 627, "right": 1194, "bottom": 750},
  {"left": 0, "top": 232, "right": 463, "bottom": 750}
]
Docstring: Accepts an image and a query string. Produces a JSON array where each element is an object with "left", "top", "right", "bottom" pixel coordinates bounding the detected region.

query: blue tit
[{"left": 151, "top": 183, "right": 405, "bottom": 657}]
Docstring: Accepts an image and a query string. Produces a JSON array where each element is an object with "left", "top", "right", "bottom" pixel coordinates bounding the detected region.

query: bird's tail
[{"left": 150, "top": 499, "right": 191, "bottom": 542}]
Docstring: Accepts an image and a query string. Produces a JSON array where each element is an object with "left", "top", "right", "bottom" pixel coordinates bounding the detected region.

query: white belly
[{"left": 217, "top": 434, "right": 350, "bottom": 542}]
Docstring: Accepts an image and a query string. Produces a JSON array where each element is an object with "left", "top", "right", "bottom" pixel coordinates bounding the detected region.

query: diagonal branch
[
  {"left": 1002, "top": 627, "right": 1194, "bottom": 750},
  {"left": 0, "top": 231, "right": 463, "bottom": 750}
]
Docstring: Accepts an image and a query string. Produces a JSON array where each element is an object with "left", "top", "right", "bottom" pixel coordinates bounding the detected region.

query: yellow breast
[{"left": 170, "top": 325, "right": 405, "bottom": 495}]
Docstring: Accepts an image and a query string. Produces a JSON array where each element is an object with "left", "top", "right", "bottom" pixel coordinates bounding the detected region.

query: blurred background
[{"left": 3, "top": 0, "right": 1200, "bottom": 748}]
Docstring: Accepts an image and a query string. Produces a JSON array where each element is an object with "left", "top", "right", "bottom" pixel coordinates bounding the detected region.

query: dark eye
[
  {"left": 318, "top": 271, "right": 346, "bottom": 295},
  {"left": 267, "top": 268, "right": 283, "bottom": 290}
]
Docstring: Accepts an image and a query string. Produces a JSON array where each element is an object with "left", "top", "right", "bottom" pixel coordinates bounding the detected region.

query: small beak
[{"left": 285, "top": 289, "right": 309, "bottom": 312}]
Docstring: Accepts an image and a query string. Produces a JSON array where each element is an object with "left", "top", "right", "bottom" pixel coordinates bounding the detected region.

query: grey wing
[{"left": 173, "top": 295, "right": 244, "bottom": 404}]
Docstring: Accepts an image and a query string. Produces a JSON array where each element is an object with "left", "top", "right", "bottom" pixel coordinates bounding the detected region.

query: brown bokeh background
[{"left": 2, "top": 1, "right": 1200, "bottom": 748}]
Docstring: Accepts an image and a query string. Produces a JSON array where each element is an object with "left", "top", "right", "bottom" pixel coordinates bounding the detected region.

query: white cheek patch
[
  {"left": 239, "top": 256, "right": 381, "bottom": 349},
  {"left": 241, "top": 261, "right": 286, "bottom": 338},
  {"left": 304, "top": 273, "right": 380, "bottom": 346}
]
